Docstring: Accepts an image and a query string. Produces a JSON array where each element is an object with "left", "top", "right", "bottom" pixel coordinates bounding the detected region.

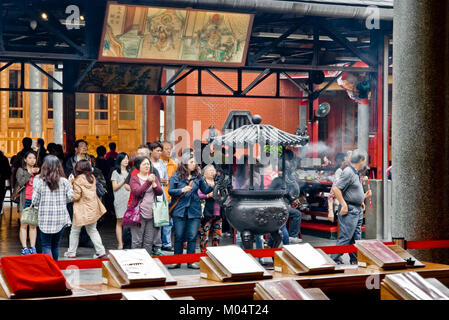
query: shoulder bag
[
  {"left": 153, "top": 192, "right": 169, "bottom": 227},
  {"left": 21, "top": 205, "right": 39, "bottom": 226},
  {"left": 11, "top": 185, "right": 25, "bottom": 204},
  {"left": 168, "top": 179, "right": 194, "bottom": 215}
]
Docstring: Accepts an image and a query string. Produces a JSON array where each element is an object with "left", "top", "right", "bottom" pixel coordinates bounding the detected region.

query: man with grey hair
[{"left": 331, "top": 149, "right": 371, "bottom": 265}]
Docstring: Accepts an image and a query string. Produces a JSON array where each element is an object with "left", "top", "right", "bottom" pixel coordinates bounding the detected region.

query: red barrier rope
[
  {"left": 0, "top": 240, "right": 446, "bottom": 270},
  {"left": 406, "top": 240, "right": 449, "bottom": 250}
]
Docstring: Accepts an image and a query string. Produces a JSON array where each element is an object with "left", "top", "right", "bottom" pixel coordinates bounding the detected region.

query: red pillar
[
  {"left": 375, "top": 33, "right": 384, "bottom": 180},
  {"left": 146, "top": 95, "right": 161, "bottom": 143}
]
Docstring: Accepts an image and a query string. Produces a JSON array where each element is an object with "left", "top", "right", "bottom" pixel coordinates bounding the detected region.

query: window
[
  {"left": 94, "top": 94, "right": 108, "bottom": 120},
  {"left": 119, "top": 95, "right": 135, "bottom": 120},
  {"left": 8, "top": 70, "right": 23, "bottom": 118},
  {"left": 75, "top": 93, "right": 89, "bottom": 119}
]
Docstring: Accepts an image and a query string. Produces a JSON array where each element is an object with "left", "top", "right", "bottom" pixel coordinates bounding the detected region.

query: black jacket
[
  {"left": 0, "top": 151, "right": 11, "bottom": 182},
  {"left": 64, "top": 154, "right": 106, "bottom": 188}
]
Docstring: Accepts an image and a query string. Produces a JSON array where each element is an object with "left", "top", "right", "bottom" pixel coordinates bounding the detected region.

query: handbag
[
  {"left": 11, "top": 185, "right": 25, "bottom": 204},
  {"left": 96, "top": 180, "right": 107, "bottom": 198},
  {"left": 153, "top": 192, "right": 169, "bottom": 227},
  {"left": 122, "top": 205, "right": 141, "bottom": 227},
  {"left": 20, "top": 205, "right": 39, "bottom": 226}
]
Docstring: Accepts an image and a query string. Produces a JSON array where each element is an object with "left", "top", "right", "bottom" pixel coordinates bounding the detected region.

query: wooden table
[
  {"left": 3, "top": 262, "right": 449, "bottom": 300},
  {"left": 116, "top": 261, "right": 449, "bottom": 300}
]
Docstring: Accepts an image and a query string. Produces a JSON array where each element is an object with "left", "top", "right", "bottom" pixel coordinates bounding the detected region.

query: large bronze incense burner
[{"left": 211, "top": 115, "right": 309, "bottom": 250}]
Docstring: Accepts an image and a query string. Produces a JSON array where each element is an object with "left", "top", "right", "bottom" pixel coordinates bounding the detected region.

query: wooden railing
[{"left": 0, "top": 131, "right": 47, "bottom": 158}]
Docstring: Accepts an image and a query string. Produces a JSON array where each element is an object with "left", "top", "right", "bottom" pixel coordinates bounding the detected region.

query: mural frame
[{"left": 98, "top": 1, "right": 254, "bottom": 67}]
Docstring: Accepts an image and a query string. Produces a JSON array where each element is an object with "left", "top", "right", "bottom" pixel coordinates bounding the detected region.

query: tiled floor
[{"left": 0, "top": 203, "right": 345, "bottom": 282}]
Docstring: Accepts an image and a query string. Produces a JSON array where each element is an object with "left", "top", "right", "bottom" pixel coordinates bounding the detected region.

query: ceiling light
[
  {"left": 29, "top": 20, "right": 37, "bottom": 30},
  {"left": 41, "top": 12, "right": 48, "bottom": 21}
]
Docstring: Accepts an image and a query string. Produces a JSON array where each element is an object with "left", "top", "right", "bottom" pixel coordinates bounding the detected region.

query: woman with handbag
[
  {"left": 111, "top": 152, "right": 130, "bottom": 250},
  {"left": 16, "top": 150, "right": 40, "bottom": 255},
  {"left": 64, "top": 160, "right": 107, "bottom": 259},
  {"left": 32, "top": 155, "right": 73, "bottom": 260},
  {"left": 198, "top": 165, "right": 222, "bottom": 253},
  {"left": 168, "top": 153, "right": 213, "bottom": 269},
  {"left": 128, "top": 156, "right": 164, "bottom": 256}
]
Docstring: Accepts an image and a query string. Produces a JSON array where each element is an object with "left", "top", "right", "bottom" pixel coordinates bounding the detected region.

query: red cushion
[{"left": 0, "top": 254, "right": 71, "bottom": 298}]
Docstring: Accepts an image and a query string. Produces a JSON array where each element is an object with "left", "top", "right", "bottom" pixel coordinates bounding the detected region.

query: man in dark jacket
[
  {"left": 0, "top": 150, "right": 11, "bottom": 215},
  {"left": 10, "top": 137, "right": 33, "bottom": 189},
  {"left": 64, "top": 139, "right": 106, "bottom": 187}
]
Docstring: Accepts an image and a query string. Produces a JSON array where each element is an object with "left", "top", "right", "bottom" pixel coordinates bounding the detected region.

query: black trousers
[{"left": 0, "top": 181, "right": 6, "bottom": 212}]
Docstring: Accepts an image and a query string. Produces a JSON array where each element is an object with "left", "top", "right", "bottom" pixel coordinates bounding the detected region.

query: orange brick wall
[{"left": 173, "top": 70, "right": 302, "bottom": 146}]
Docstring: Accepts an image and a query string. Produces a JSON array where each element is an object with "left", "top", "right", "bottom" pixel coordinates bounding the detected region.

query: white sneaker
[
  {"left": 289, "top": 237, "right": 303, "bottom": 244},
  {"left": 64, "top": 252, "right": 77, "bottom": 258}
]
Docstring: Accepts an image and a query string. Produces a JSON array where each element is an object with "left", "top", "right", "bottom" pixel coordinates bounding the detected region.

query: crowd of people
[
  {"left": 0, "top": 138, "right": 295, "bottom": 268},
  {"left": 0, "top": 136, "right": 371, "bottom": 267}
]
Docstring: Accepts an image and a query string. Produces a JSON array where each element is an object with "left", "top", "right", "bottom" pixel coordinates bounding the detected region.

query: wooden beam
[
  {"left": 241, "top": 68, "right": 272, "bottom": 96},
  {"left": 73, "top": 59, "right": 96, "bottom": 89},
  {"left": 30, "top": 62, "right": 63, "bottom": 88},
  {"left": 22, "top": 4, "right": 86, "bottom": 56},
  {"left": 281, "top": 71, "right": 311, "bottom": 94},
  {"left": 0, "top": 88, "right": 63, "bottom": 93},
  {"left": 320, "top": 23, "right": 376, "bottom": 67},
  {"left": 0, "top": 0, "right": 4, "bottom": 51},
  {"left": 248, "top": 21, "right": 304, "bottom": 65},
  {"left": 0, "top": 61, "right": 13, "bottom": 74},
  {"left": 205, "top": 68, "right": 234, "bottom": 94},
  {"left": 158, "top": 65, "right": 190, "bottom": 94},
  {"left": 197, "top": 67, "right": 202, "bottom": 95},
  {"left": 251, "top": 63, "right": 375, "bottom": 72},
  {"left": 0, "top": 51, "right": 87, "bottom": 61}
]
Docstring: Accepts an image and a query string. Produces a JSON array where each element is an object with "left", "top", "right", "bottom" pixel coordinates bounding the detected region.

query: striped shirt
[{"left": 32, "top": 175, "right": 74, "bottom": 234}]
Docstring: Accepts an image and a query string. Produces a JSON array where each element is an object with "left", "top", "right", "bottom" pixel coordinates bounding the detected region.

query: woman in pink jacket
[{"left": 128, "top": 156, "right": 164, "bottom": 256}]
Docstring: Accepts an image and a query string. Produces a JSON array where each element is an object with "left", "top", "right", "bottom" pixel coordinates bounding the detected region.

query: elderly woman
[
  {"left": 128, "top": 156, "right": 164, "bottom": 256},
  {"left": 168, "top": 152, "right": 213, "bottom": 269},
  {"left": 197, "top": 165, "right": 222, "bottom": 253}
]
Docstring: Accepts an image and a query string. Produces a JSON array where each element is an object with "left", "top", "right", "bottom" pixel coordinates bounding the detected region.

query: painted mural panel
[{"left": 99, "top": 3, "right": 253, "bottom": 66}]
